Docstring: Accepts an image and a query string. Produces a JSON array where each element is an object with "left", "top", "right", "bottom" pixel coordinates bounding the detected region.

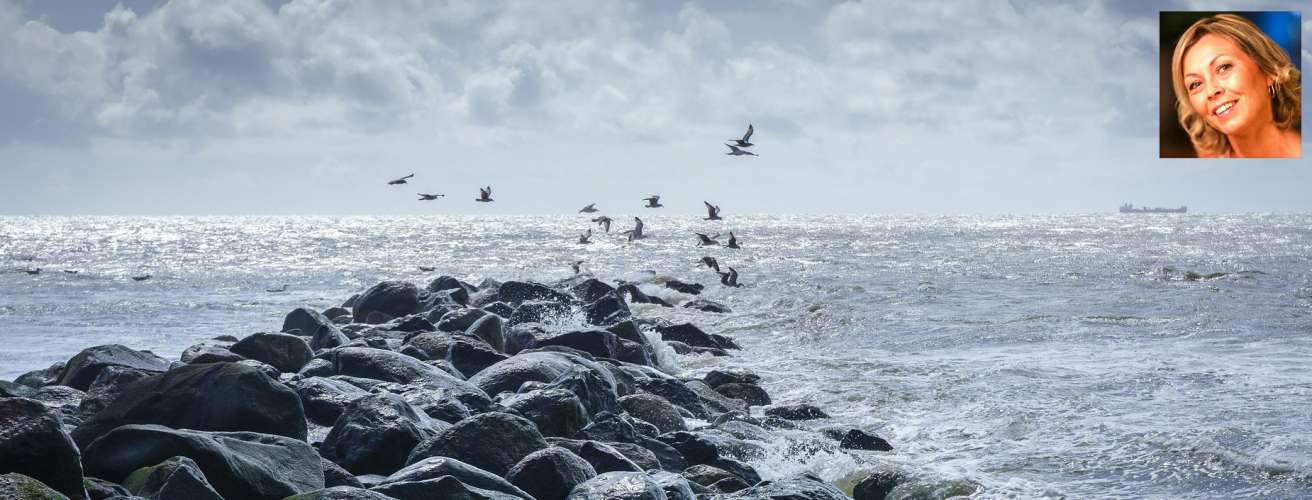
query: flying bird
[
  {"left": 418, "top": 193, "right": 444, "bottom": 201},
  {"left": 704, "top": 201, "right": 722, "bottom": 220},
  {"left": 623, "top": 217, "right": 646, "bottom": 241},
  {"left": 571, "top": 260, "right": 585, "bottom": 275},
  {"left": 725, "top": 144, "right": 757, "bottom": 156},
  {"left": 578, "top": 228, "right": 593, "bottom": 244},
  {"left": 388, "top": 173, "right": 415, "bottom": 185},
  {"left": 592, "top": 216, "right": 613, "bottom": 233},
  {"left": 726, "top": 231, "right": 740, "bottom": 249},
  {"left": 718, "top": 266, "right": 742, "bottom": 287},
  {"left": 579, "top": 203, "right": 599, "bottom": 213},
  {"left": 642, "top": 195, "right": 663, "bottom": 208},
  {"left": 695, "top": 233, "right": 721, "bottom": 247},
  {"left": 701, "top": 256, "right": 720, "bottom": 273},
  {"left": 476, "top": 186, "right": 494, "bottom": 202},
  {"left": 729, "top": 124, "right": 754, "bottom": 148}
]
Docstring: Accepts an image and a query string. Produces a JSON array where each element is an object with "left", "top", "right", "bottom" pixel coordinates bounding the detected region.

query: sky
[{"left": 0, "top": 0, "right": 1308, "bottom": 215}]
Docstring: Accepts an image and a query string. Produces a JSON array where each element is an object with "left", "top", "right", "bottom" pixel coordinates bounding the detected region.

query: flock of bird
[{"left": 386, "top": 124, "right": 761, "bottom": 288}]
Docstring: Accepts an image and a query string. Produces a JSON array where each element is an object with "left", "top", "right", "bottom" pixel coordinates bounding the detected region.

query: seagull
[
  {"left": 571, "top": 260, "right": 585, "bottom": 275},
  {"left": 701, "top": 256, "right": 720, "bottom": 273},
  {"left": 729, "top": 124, "right": 754, "bottom": 148},
  {"left": 718, "top": 266, "right": 742, "bottom": 287},
  {"left": 388, "top": 173, "right": 415, "bottom": 185},
  {"left": 131, "top": 274, "right": 152, "bottom": 281},
  {"left": 725, "top": 144, "right": 757, "bottom": 156},
  {"left": 592, "top": 216, "right": 613, "bottom": 233},
  {"left": 418, "top": 266, "right": 436, "bottom": 272},
  {"left": 622, "top": 217, "right": 646, "bottom": 241},
  {"left": 266, "top": 284, "right": 289, "bottom": 293},
  {"left": 726, "top": 231, "right": 740, "bottom": 249},
  {"left": 704, "top": 201, "right": 722, "bottom": 220},
  {"left": 24, "top": 268, "right": 40, "bottom": 275},
  {"left": 418, "top": 193, "right": 444, "bottom": 201},
  {"left": 695, "top": 232, "right": 720, "bottom": 247},
  {"left": 642, "top": 195, "right": 663, "bottom": 208},
  {"left": 578, "top": 228, "right": 593, "bottom": 244},
  {"left": 476, "top": 186, "right": 494, "bottom": 202},
  {"left": 579, "top": 203, "right": 599, "bottom": 213}
]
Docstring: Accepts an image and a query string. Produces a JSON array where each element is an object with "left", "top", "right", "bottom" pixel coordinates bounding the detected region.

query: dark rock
[
  {"left": 653, "top": 324, "right": 720, "bottom": 350},
  {"left": 371, "top": 476, "right": 520, "bottom": 500},
  {"left": 482, "top": 301, "right": 515, "bottom": 319},
  {"left": 82, "top": 425, "right": 323, "bottom": 500},
  {"left": 71, "top": 362, "right": 306, "bottom": 447},
  {"left": 648, "top": 470, "right": 698, "bottom": 499},
  {"left": 322, "top": 307, "right": 352, "bottom": 320},
  {"left": 601, "top": 442, "right": 661, "bottom": 471},
  {"left": 709, "top": 334, "right": 741, "bottom": 350},
  {"left": 14, "top": 361, "right": 66, "bottom": 389},
  {"left": 605, "top": 321, "right": 647, "bottom": 345},
  {"left": 0, "top": 380, "right": 35, "bottom": 398},
  {"left": 448, "top": 340, "right": 510, "bottom": 379},
  {"left": 405, "top": 412, "right": 549, "bottom": 476},
  {"left": 469, "top": 351, "right": 615, "bottom": 398},
  {"left": 852, "top": 471, "right": 907, "bottom": 500},
  {"left": 596, "top": 362, "right": 637, "bottom": 397},
  {"left": 537, "top": 330, "right": 619, "bottom": 359},
  {"left": 436, "top": 308, "right": 488, "bottom": 333},
  {"left": 509, "top": 300, "right": 572, "bottom": 326},
  {"left": 310, "top": 324, "right": 351, "bottom": 351},
  {"left": 704, "top": 369, "right": 760, "bottom": 388},
  {"left": 722, "top": 473, "right": 847, "bottom": 499},
  {"left": 613, "top": 340, "right": 656, "bottom": 367},
  {"left": 0, "top": 472, "right": 70, "bottom": 499},
  {"left": 544, "top": 439, "right": 641, "bottom": 473},
  {"left": 567, "top": 471, "right": 666, "bottom": 499},
  {"left": 582, "top": 293, "right": 630, "bottom": 326},
  {"left": 299, "top": 358, "right": 335, "bottom": 377},
  {"left": 380, "top": 457, "right": 531, "bottom": 499},
  {"left": 399, "top": 387, "right": 472, "bottom": 424},
  {"left": 663, "top": 280, "right": 703, "bottom": 295},
  {"left": 24, "top": 386, "right": 85, "bottom": 428},
  {"left": 710, "top": 457, "right": 761, "bottom": 485},
  {"left": 654, "top": 431, "right": 718, "bottom": 466},
  {"left": 615, "top": 284, "right": 672, "bottom": 307},
  {"left": 319, "top": 458, "right": 362, "bottom": 489},
  {"left": 382, "top": 315, "right": 436, "bottom": 334},
  {"left": 398, "top": 344, "right": 429, "bottom": 361},
  {"left": 764, "top": 404, "right": 830, "bottom": 421},
  {"left": 711, "top": 419, "right": 773, "bottom": 442},
  {"left": 618, "top": 394, "right": 686, "bottom": 434},
  {"left": 823, "top": 428, "right": 893, "bottom": 451},
  {"left": 83, "top": 477, "right": 129, "bottom": 500},
  {"left": 682, "top": 299, "right": 730, "bottom": 313},
  {"left": 57, "top": 345, "right": 170, "bottom": 391},
  {"left": 545, "top": 366, "right": 621, "bottom": 418},
  {"left": 684, "top": 380, "right": 748, "bottom": 415},
  {"left": 179, "top": 343, "right": 243, "bottom": 364},
  {"left": 574, "top": 413, "right": 687, "bottom": 472},
  {"left": 507, "top": 447, "right": 596, "bottom": 500},
  {"left": 283, "top": 308, "right": 332, "bottom": 336},
  {"left": 353, "top": 282, "right": 421, "bottom": 324},
  {"left": 709, "top": 476, "right": 752, "bottom": 493},
  {"left": 714, "top": 383, "right": 771, "bottom": 407},
  {"left": 284, "top": 486, "right": 391, "bottom": 500},
  {"left": 497, "top": 281, "right": 573, "bottom": 306},
  {"left": 427, "top": 276, "right": 471, "bottom": 305},
  {"left": 78, "top": 367, "right": 155, "bottom": 421},
  {"left": 229, "top": 332, "right": 313, "bottom": 373},
  {"left": 500, "top": 388, "right": 590, "bottom": 437},
  {"left": 234, "top": 359, "right": 281, "bottom": 379},
  {"left": 320, "top": 347, "right": 490, "bottom": 404},
  {"left": 633, "top": 378, "right": 710, "bottom": 419},
  {"left": 503, "top": 323, "right": 544, "bottom": 355},
  {"left": 321, "top": 392, "right": 441, "bottom": 475},
  {"left": 403, "top": 332, "right": 463, "bottom": 359},
  {"left": 664, "top": 341, "right": 693, "bottom": 355},
  {"left": 121, "top": 456, "right": 222, "bottom": 500},
  {"left": 571, "top": 278, "right": 617, "bottom": 303},
  {"left": 213, "top": 335, "right": 240, "bottom": 343},
  {"left": 0, "top": 398, "right": 87, "bottom": 499},
  {"left": 680, "top": 464, "right": 741, "bottom": 488}
]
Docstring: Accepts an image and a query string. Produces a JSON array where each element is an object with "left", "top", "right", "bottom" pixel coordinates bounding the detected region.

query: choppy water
[{"left": 2, "top": 215, "right": 1311, "bottom": 499}]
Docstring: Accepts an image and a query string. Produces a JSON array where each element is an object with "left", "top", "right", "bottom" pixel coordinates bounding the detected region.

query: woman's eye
[
  {"left": 1218, "top": 63, "right": 1232, "bottom": 74},
  {"left": 1188, "top": 81, "right": 1201, "bottom": 91}
]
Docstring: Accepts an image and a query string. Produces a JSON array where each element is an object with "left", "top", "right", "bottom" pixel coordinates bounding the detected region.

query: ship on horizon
[{"left": 1120, "top": 203, "right": 1187, "bottom": 214}]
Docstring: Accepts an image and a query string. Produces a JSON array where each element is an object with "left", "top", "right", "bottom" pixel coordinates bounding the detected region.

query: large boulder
[
  {"left": 371, "top": 476, "right": 521, "bottom": 500},
  {"left": 653, "top": 324, "right": 722, "bottom": 350},
  {"left": 852, "top": 471, "right": 908, "bottom": 500},
  {"left": 615, "top": 284, "right": 671, "bottom": 307},
  {"left": 703, "top": 370, "right": 760, "bottom": 388},
  {"left": 405, "top": 412, "right": 549, "bottom": 476},
  {"left": 618, "top": 394, "right": 686, "bottom": 434},
  {"left": 764, "top": 404, "right": 830, "bottom": 421},
  {"left": 469, "top": 351, "right": 615, "bottom": 398},
  {"left": 310, "top": 324, "right": 352, "bottom": 351},
  {"left": 24, "top": 386, "right": 85, "bottom": 428},
  {"left": 427, "top": 276, "right": 472, "bottom": 305},
  {"left": 13, "top": 361, "right": 65, "bottom": 388},
  {"left": 82, "top": 425, "right": 324, "bottom": 500},
  {"left": 320, "top": 393, "right": 442, "bottom": 475},
  {"left": 545, "top": 366, "right": 621, "bottom": 418},
  {"left": 571, "top": 279, "right": 617, "bottom": 303},
  {"left": 287, "top": 376, "right": 370, "bottom": 427},
  {"left": 566, "top": 471, "right": 666, "bottom": 500},
  {"left": 77, "top": 366, "right": 155, "bottom": 422},
  {"left": 0, "top": 472, "right": 70, "bottom": 500},
  {"left": 507, "top": 447, "right": 596, "bottom": 500},
  {"left": 56, "top": 345, "right": 170, "bottom": 391},
  {"left": 229, "top": 332, "right": 313, "bottom": 373},
  {"left": 581, "top": 293, "right": 630, "bottom": 326},
  {"left": 633, "top": 378, "right": 710, "bottom": 419},
  {"left": 282, "top": 307, "right": 332, "bottom": 336},
  {"left": 681, "top": 299, "right": 730, "bottom": 313},
  {"left": 509, "top": 300, "right": 573, "bottom": 326},
  {"left": 664, "top": 280, "right": 703, "bottom": 295},
  {"left": 500, "top": 389, "right": 591, "bottom": 437},
  {"left": 284, "top": 486, "right": 392, "bottom": 499},
  {"left": 713, "top": 383, "right": 771, "bottom": 407},
  {"left": 447, "top": 340, "right": 510, "bottom": 379},
  {"left": 0, "top": 398, "right": 86, "bottom": 500},
  {"left": 649, "top": 470, "right": 699, "bottom": 499},
  {"left": 497, "top": 281, "right": 573, "bottom": 306},
  {"left": 379, "top": 457, "right": 531, "bottom": 499},
  {"left": 352, "top": 282, "right": 422, "bottom": 324},
  {"left": 121, "top": 456, "right": 223, "bottom": 500},
  {"left": 545, "top": 439, "right": 641, "bottom": 474},
  {"left": 719, "top": 473, "right": 847, "bottom": 499},
  {"left": 536, "top": 330, "right": 619, "bottom": 359},
  {"left": 654, "top": 432, "right": 718, "bottom": 466},
  {"left": 683, "top": 380, "right": 748, "bottom": 415},
  {"left": 435, "top": 308, "right": 487, "bottom": 333},
  {"left": 70, "top": 362, "right": 306, "bottom": 447},
  {"left": 180, "top": 343, "right": 244, "bottom": 364},
  {"left": 320, "top": 347, "right": 491, "bottom": 405},
  {"left": 466, "top": 314, "right": 507, "bottom": 352},
  {"left": 823, "top": 428, "right": 893, "bottom": 451}
]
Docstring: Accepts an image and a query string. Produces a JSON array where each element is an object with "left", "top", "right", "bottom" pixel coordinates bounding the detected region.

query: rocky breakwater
[{"left": 2, "top": 273, "right": 904, "bottom": 499}]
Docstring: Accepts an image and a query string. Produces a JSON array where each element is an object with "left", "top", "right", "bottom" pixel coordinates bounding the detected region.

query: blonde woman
[{"left": 1171, "top": 14, "right": 1301, "bottom": 158}]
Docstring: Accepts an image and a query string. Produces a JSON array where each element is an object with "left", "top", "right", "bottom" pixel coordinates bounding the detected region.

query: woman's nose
[{"left": 1205, "top": 80, "right": 1223, "bottom": 100}]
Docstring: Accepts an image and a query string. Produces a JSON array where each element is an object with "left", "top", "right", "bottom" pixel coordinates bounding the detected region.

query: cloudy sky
[{"left": 0, "top": 0, "right": 1307, "bottom": 215}]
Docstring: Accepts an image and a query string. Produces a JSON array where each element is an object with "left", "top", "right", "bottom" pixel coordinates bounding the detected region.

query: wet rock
[
  {"left": 582, "top": 293, "right": 631, "bottom": 326},
  {"left": 545, "top": 366, "right": 621, "bottom": 418},
  {"left": 289, "top": 377, "right": 372, "bottom": 426},
  {"left": 299, "top": 358, "right": 335, "bottom": 377},
  {"left": 616, "top": 284, "right": 672, "bottom": 307},
  {"left": 379, "top": 457, "right": 531, "bottom": 499},
  {"left": 352, "top": 282, "right": 421, "bottom": 324},
  {"left": 823, "top": 428, "right": 893, "bottom": 451},
  {"left": 83, "top": 477, "right": 129, "bottom": 500},
  {"left": 618, "top": 394, "right": 687, "bottom": 434},
  {"left": 654, "top": 324, "right": 721, "bottom": 350},
  {"left": 0, "top": 380, "right": 35, "bottom": 398},
  {"left": 406, "top": 412, "right": 549, "bottom": 476},
  {"left": 509, "top": 300, "right": 572, "bottom": 326},
  {"left": 371, "top": 476, "right": 520, "bottom": 500},
  {"left": 483, "top": 301, "right": 515, "bottom": 319},
  {"left": 320, "top": 347, "right": 490, "bottom": 405},
  {"left": 82, "top": 425, "right": 323, "bottom": 500},
  {"left": 654, "top": 431, "right": 719, "bottom": 466},
  {"left": 121, "top": 456, "right": 222, "bottom": 500},
  {"left": 283, "top": 308, "right": 333, "bottom": 336},
  {"left": 633, "top": 378, "right": 710, "bottom": 419},
  {"left": 235, "top": 359, "right": 282, "bottom": 379},
  {"left": 648, "top": 470, "right": 698, "bottom": 499},
  {"left": 398, "top": 345, "right": 428, "bottom": 361},
  {"left": 544, "top": 439, "right": 642, "bottom": 473},
  {"left": 381, "top": 315, "right": 436, "bottom": 334},
  {"left": 605, "top": 321, "right": 647, "bottom": 346},
  {"left": 427, "top": 276, "right": 471, "bottom": 305},
  {"left": 284, "top": 486, "right": 391, "bottom": 500},
  {"left": 500, "top": 388, "right": 591, "bottom": 437},
  {"left": 319, "top": 458, "right": 361, "bottom": 489},
  {"left": 27, "top": 385, "right": 86, "bottom": 427},
  {"left": 507, "top": 447, "right": 597, "bottom": 500},
  {"left": 566, "top": 471, "right": 666, "bottom": 500},
  {"left": 57, "top": 345, "right": 170, "bottom": 391},
  {"left": 0, "top": 398, "right": 87, "bottom": 500},
  {"left": 600, "top": 442, "right": 661, "bottom": 471},
  {"left": 179, "top": 343, "right": 243, "bottom": 364},
  {"left": 321, "top": 393, "right": 442, "bottom": 475},
  {"left": 437, "top": 308, "right": 488, "bottom": 333},
  {"left": 713, "top": 383, "right": 771, "bottom": 407},
  {"left": 711, "top": 418, "right": 773, "bottom": 442},
  {"left": 497, "top": 281, "right": 573, "bottom": 306},
  {"left": 682, "top": 299, "right": 730, "bottom": 313},
  {"left": 14, "top": 361, "right": 66, "bottom": 388},
  {"left": 764, "top": 404, "right": 830, "bottom": 421},
  {"left": 322, "top": 307, "right": 352, "bottom": 320},
  {"left": 680, "top": 464, "right": 742, "bottom": 489},
  {"left": 404, "top": 332, "right": 463, "bottom": 359},
  {"left": 703, "top": 369, "right": 760, "bottom": 388},
  {"left": 571, "top": 278, "right": 618, "bottom": 303},
  {"left": 310, "top": 324, "right": 351, "bottom": 351},
  {"left": 399, "top": 387, "right": 473, "bottom": 424},
  {"left": 469, "top": 351, "right": 614, "bottom": 397},
  {"left": 574, "top": 413, "right": 687, "bottom": 472},
  {"left": 71, "top": 362, "right": 307, "bottom": 447},
  {"left": 537, "top": 330, "right": 619, "bottom": 359},
  {"left": 664, "top": 280, "right": 703, "bottom": 295},
  {"left": 0, "top": 472, "right": 70, "bottom": 500},
  {"left": 853, "top": 471, "right": 907, "bottom": 500},
  {"left": 710, "top": 334, "right": 741, "bottom": 350},
  {"left": 78, "top": 367, "right": 155, "bottom": 421},
  {"left": 503, "top": 323, "right": 544, "bottom": 355},
  {"left": 229, "top": 332, "right": 313, "bottom": 373},
  {"left": 447, "top": 340, "right": 510, "bottom": 379},
  {"left": 465, "top": 314, "right": 507, "bottom": 353},
  {"left": 683, "top": 380, "right": 748, "bottom": 415},
  {"left": 709, "top": 457, "right": 760, "bottom": 485},
  {"left": 721, "top": 473, "right": 847, "bottom": 499}
]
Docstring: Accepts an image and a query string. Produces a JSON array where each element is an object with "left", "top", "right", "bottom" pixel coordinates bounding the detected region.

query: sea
[{"left": 2, "top": 214, "right": 1310, "bottom": 499}]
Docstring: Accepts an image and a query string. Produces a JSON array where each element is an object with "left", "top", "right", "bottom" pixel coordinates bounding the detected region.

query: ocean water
[{"left": 2, "top": 214, "right": 1311, "bottom": 499}]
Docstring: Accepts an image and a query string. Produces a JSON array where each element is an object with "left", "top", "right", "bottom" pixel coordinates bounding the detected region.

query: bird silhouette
[
  {"left": 418, "top": 193, "right": 444, "bottom": 201},
  {"left": 729, "top": 124, "right": 754, "bottom": 147},
  {"left": 725, "top": 144, "right": 757, "bottom": 156},
  {"left": 476, "top": 186, "right": 494, "bottom": 202},
  {"left": 704, "top": 201, "right": 722, "bottom": 220},
  {"left": 642, "top": 195, "right": 663, "bottom": 208},
  {"left": 592, "top": 216, "right": 613, "bottom": 233},
  {"left": 579, "top": 203, "right": 599, "bottom": 213},
  {"left": 388, "top": 173, "right": 415, "bottom": 185}
]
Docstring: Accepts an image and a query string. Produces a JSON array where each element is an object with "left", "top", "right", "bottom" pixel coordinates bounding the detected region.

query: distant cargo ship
[{"left": 1119, "top": 203, "right": 1186, "bottom": 214}]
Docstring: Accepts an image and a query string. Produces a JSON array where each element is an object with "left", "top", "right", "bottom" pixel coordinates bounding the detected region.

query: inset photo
[{"left": 1160, "top": 11, "right": 1302, "bottom": 158}]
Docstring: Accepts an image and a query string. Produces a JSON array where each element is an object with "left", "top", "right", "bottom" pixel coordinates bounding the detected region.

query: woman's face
[{"left": 1181, "top": 33, "right": 1273, "bottom": 136}]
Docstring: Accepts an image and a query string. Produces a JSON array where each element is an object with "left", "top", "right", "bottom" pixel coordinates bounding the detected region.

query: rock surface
[{"left": 0, "top": 398, "right": 87, "bottom": 500}]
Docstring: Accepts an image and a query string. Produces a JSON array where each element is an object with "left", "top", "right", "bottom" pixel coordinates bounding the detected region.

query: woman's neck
[{"left": 1227, "top": 122, "right": 1293, "bottom": 158}]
